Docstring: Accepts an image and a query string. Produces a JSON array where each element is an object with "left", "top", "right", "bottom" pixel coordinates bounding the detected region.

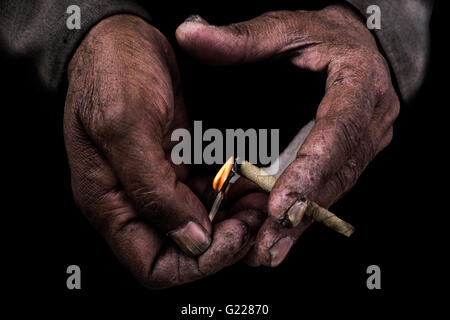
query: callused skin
[
  {"left": 176, "top": 4, "right": 400, "bottom": 267},
  {"left": 64, "top": 14, "right": 267, "bottom": 289}
]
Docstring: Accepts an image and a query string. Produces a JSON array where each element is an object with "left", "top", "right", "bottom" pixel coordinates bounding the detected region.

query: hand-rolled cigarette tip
[{"left": 239, "top": 160, "right": 355, "bottom": 237}]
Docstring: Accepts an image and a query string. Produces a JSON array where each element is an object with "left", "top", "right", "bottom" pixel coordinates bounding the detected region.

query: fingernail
[
  {"left": 282, "top": 199, "right": 309, "bottom": 228},
  {"left": 169, "top": 221, "right": 211, "bottom": 257},
  {"left": 184, "top": 14, "right": 210, "bottom": 25},
  {"left": 270, "top": 237, "right": 294, "bottom": 267}
]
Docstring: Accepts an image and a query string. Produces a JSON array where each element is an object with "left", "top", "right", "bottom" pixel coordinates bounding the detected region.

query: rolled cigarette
[
  {"left": 240, "top": 160, "right": 355, "bottom": 237},
  {"left": 239, "top": 160, "right": 277, "bottom": 192}
]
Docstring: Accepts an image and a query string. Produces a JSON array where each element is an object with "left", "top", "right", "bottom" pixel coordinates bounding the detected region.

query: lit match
[{"left": 209, "top": 156, "right": 235, "bottom": 221}]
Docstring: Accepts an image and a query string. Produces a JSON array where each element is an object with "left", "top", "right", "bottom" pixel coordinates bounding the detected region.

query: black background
[{"left": 3, "top": 0, "right": 443, "bottom": 316}]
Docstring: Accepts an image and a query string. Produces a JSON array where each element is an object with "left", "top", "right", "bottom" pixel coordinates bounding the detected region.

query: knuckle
[
  {"left": 228, "top": 22, "right": 251, "bottom": 38},
  {"left": 328, "top": 157, "right": 361, "bottom": 201},
  {"left": 129, "top": 168, "right": 175, "bottom": 216},
  {"left": 345, "top": 158, "right": 361, "bottom": 185},
  {"left": 321, "top": 178, "right": 339, "bottom": 205},
  {"left": 131, "top": 186, "right": 164, "bottom": 217},
  {"left": 228, "top": 10, "right": 297, "bottom": 54},
  {"left": 260, "top": 10, "right": 297, "bottom": 26},
  {"left": 85, "top": 101, "right": 134, "bottom": 143},
  {"left": 339, "top": 115, "right": 362, "bottom": 138},
  {"left": 361, "top": 133, "right": 376, "bottom": 164},
  {"left": 226, "top": 22, "right": 255, "bottom": 62},
  {"left": 359, "top": 51, "right": 391, "bottom": 94},
  {"left": 334, "top": 169, "right": 350, "bottom": 192},
  {"left": 335, "top": 49, "right": 391, "bottom": 96}
]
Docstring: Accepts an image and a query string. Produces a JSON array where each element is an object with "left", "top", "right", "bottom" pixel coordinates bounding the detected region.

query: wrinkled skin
[
  {"left": 176, "top": 4, "right": 400, "bottom": 267},
  {"left": 65, "top": 4, "right": 400, "bottom": 288},
  {"left": 64, "top": 14, "right": 267, "bottom": 289}
]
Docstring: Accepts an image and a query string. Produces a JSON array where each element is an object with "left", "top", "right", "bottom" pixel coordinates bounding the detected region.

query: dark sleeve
[
  {"left": 0, "top": 0, "right": 150, "bottom": 94},
  {"left": 344, "top": 0, "right": 434, "bottom": 103}
]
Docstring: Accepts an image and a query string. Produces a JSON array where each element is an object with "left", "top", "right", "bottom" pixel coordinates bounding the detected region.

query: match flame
[{"left": 212, "top": 156, "right": 234, "bottom": 192}]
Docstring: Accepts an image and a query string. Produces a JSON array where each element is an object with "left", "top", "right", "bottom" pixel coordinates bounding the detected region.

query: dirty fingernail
[
  {"left": 282, "top": 199, "right": 309, "bottom": 228},
  {"left": 270, "top": 237, "right": 294, "bottom": 267},
  {"left": 184, "top": 14, "right": 210, "bottom": 25},
  {"left": 169, "top": 221, "right": 211, "bottom": 257}
]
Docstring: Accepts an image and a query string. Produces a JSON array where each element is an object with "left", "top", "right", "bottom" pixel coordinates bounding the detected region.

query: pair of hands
[{"left": 64, "top": 5, "right": 399, "bottom": 289}]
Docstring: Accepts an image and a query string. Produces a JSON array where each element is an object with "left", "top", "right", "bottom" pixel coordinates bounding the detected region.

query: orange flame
[{"left": 212, "top": 156, "right": 234, "bottom": 192}]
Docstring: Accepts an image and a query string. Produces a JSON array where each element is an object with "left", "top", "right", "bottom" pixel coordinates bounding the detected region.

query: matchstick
[
  {"left": 209, "top": 156, "right": 234, "bottom": 222},
  {"left": 240, "top": 160, "right": 355, "bottom": 237},
  {"left": 209, "top": 191, "right": 223, "bottom": 221}
]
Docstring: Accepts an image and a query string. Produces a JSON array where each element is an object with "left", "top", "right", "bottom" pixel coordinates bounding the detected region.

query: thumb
[{"left": 176, "top": 12, "right": 301, "bottom": 65}]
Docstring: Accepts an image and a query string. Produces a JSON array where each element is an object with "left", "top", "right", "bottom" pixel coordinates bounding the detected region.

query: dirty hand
[
  {"left": 64, "top": 14, "right": 265, "bottom": 288},
  {"left": 176, "top": 4, "right": 400, "bottom": 266}
]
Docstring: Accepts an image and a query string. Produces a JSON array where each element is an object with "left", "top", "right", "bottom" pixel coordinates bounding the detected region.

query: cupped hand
[
  {"left": 64, "top": 14, "right": 265, "bottom": 288},
  {"left": 176, "top": 4, "right": 400, "bottom": 267}
]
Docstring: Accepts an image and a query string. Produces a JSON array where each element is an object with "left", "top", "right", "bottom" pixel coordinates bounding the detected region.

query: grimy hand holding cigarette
[
  {"left": 177, "top": 4, "right": 399, "bottom": 267},
  {"left": 64, "top": 4, "right": 399, "bottom": 288}
]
